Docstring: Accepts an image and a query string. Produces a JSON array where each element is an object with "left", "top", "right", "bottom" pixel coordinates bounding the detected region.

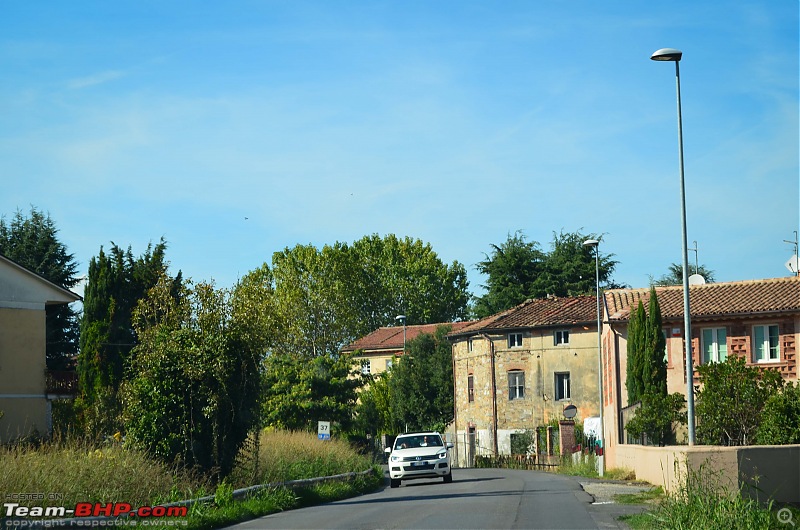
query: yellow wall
[{"left": 0, "top": 307, "right": 48, "bottom": 442}]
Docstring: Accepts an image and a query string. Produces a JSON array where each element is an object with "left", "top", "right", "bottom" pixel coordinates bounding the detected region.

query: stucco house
[
  {"left": 600, "top": 276, "right": 800, "bottom": 469},
  {"left": 342, "top": 321, "right": 474, "bottom": 377},
  {"left": 447, "top": 296, "right": 601, "bottom": 467},
  {"left": 0, "top": 254, "right": 81, "bottom": 442}
]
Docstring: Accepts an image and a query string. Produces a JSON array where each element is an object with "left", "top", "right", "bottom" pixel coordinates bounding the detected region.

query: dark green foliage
[
  {"left": 261, "top": 351, "right": 363, "bottom": 432},
  {"left": 652, "top": 262, "right": 716, "bottom": 286},
  {"left": 78, "top": 240, "right": 180, "bottom": 410},
  {"left": 0, "top": 207, "right": 80, "bottom": 370},
  {"left": 626, "top": 301, "right": 647, "bottom": 405},
  {"left": 756, "top": 382, "right": 800, "bottom": 445},
  {"left": 124, "top": 272, "right": 271, "bottom": 477},
  {"left": 473, "top": 230, "right": 620, "bottom": 318},
  {"left": 353, "top": 372, "right": 401, "bottom": 437},
  {"left": 695, "top": 356, "right": 783, "bottom": 446},
  {"left": 387, "top": 325, "right": 454, "bottom": 432},
  {"left": 626, "top": 288, "right": 667, "bottom": 405},
  {"left": 644, "top": 288, "right": 667, "bottom": 396},
  {"left": 625, "top": 392, "right": 686, "bottom": 446}
]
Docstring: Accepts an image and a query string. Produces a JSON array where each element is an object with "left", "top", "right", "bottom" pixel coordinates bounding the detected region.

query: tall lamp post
[
  {"left": 583, "top": 239, "right": 604, "bottom": 473},
  {"left": 651, "top": 47, "right": 696, "bottom": 445}
]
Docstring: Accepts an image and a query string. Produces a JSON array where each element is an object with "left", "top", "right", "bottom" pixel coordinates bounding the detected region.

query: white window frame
[
  {"left": 753, "top": 324, "right": 780, "bottom": 362},
  {"left": 385, "top": 358, "right": 393, "bottom": 371},
  {"left": 508, "top": 333, "right": 523, "bottom": 348},
  {"left": 360, "top": 359, "right": 371, "bottom": 375},
  {"left": 508, "top": 370, "right": 525, "bottom": 400},
  {"left": 467, "top": 338, "right": 474, "bottom": 352},
  {"left": 554, "top": 329, "right": 570, "bottom": 346},
  {"left": 555, "top": 372, "right": 571, "bottom": 401},
  {"left": 701, "top": 327, "right": 727, "bottom": 364}
]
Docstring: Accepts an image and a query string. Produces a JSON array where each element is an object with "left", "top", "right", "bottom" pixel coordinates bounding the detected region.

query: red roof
[
  {"left": 448, "top": 295, "right": 597, "bottom": 338},
  {"left": 342, "top": 321, "right": 475, "bottom": 352},
  {"left": 604, "top": 275, "right": 800, "bottom": 322}
]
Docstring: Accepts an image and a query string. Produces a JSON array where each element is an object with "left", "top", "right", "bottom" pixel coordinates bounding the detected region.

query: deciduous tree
[
  {"left": 473, "top": 230, "right": 620, "bottom": 318},
  {"left": 123, "top": 269, "right": 272, "bottom": 477},
  {"left": 695, "top": 356, "right": 783, "bottom": 446},
  {"left": 387, "top": 325, "right": 454, "bottom": 432}
]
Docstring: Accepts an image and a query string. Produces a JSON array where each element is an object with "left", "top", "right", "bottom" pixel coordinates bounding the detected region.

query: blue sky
[{"left": 1, "top": 1, "right": 797, "bottom": 299}]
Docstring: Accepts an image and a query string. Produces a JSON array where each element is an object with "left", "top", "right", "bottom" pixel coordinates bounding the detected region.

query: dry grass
[
  {"left": 228, "top": 429, "right": 373, "bottom": 488},
  {"left": 0, "top": 436, "right": 208, "bottom": 509}
]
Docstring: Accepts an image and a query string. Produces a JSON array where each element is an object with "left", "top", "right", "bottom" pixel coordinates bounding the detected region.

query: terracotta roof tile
[
  {"left": 604, "top": 276, "right": 800, "bottom": 322},
  {"left": 342, "top": 321, "right": 475, "bottom": 352},
  {"left": 448, "top": 295, "right": 597, "bottom": 337}
]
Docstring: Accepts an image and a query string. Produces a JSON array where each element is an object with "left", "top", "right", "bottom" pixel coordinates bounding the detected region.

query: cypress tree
[{"left": 626, "top": 300, "right": 646, "bottom": 404}]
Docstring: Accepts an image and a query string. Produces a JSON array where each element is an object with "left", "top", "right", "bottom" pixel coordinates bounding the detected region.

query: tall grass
[
  {"left": 628, "top": 465, "right": 794, "bottom": 530},
  {"left": 0, "top": 434, "right": 208, "bottom": 509},
  {"left": 1, "top": 429, "right": 380, "bottom": 529},
  {"left": 228, "top": 429, "right": 374, "bottom": 487}
]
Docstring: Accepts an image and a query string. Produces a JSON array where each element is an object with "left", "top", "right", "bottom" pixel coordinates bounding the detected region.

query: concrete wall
[
  {"left": 615, "top": 444, "right": 800, "bottom": 504},
  {"left": 0, "top": 307, "right": 48, "bottom": 442}
]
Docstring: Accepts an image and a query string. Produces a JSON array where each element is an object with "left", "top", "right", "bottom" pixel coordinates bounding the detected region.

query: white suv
[{"left": 384, "top": 432, "right": 453, "bottom": 488}]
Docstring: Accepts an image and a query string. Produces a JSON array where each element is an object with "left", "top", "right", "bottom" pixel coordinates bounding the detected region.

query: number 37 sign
[{"left": 318, "top": 421, "right": 331, "bottom": 440}]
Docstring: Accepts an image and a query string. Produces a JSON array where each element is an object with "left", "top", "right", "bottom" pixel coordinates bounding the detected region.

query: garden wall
[{"left": 615, "top": 444, "right": 800, "bottom": 504}]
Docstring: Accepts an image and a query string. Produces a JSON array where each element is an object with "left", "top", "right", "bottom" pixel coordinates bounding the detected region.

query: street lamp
[
  {"left": 583, "top": 239, "right": 604, "bottom": 474},
  {"left": 395, "top": 315, "right": 407, "bottom": 354},
  {"left": 651, "top": 47, "right": 696, "bottom": 445}
]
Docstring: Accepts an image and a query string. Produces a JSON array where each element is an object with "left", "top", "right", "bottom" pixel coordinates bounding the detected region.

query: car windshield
[{"left": 395, "top": 435, "right": 442, "bottom": 449}]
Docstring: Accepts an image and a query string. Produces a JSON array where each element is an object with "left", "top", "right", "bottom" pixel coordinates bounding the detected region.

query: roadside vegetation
[
  {"left": 0, "top": 430, "right": 381, "bottom": 529},
  {"left": 621, "top": 467, "right": 799, "bottom": 530}
]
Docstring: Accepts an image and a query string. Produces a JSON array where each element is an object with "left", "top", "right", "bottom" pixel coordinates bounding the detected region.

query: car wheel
[
  {"left": 390, "top": 478, "right": 401, "bottom": 488},
  {"left": 443, "top": 471, "right": 452, "bottom": 483}
]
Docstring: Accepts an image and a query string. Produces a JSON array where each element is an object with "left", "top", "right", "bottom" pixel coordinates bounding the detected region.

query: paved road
[{"left": 225, "top": 468, "right": 649, "bottom": 529}]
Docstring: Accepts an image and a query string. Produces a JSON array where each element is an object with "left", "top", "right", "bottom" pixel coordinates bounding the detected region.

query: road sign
[{"left": 318, "top": 421, "right": 331, "bottom": 440}]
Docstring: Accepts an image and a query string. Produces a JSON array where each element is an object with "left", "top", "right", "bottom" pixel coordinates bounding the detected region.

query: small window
[
  {"left": 753, "top": 324, "right": 780, "bottom": 362},
  {"left": 468, "top": 375, "right": 475, "bottom": 403},
  {"left": 468, "top": 338, "right": 474, "bottom": 352},
  {"left": 360, "top": 360, "right": 371, "bottom": 375},
  {"left": 508, "top": 370, "right": 525, "bottom": 400},
  {"left": 554, "top": 330, "right": 570, "bottom": 346},
  {"left": 555, "top": 372, "right": 571, "bottom": 401},
  {"left": 508, "top": 333, "right": 523, "bottom": 348},
  {"left": 385, "top": 359, "right": 393, "bottom": 370},
  {"left": 701, "top": 327, "right": 727, "bottom": 364}
]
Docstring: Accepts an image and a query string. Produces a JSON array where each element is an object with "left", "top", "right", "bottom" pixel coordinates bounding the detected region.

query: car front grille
[
  {"left": 403, "top": 464, "right": 435, "bottom": 471},
  {"left": 401, "top": 454, "right": 441, "bottom": 461}
]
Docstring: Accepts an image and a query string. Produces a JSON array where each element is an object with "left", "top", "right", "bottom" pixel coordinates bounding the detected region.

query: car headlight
[
  {"left": 437, "top": 451, "right": 447, "bottom": 459},
  {"left": 391, "top": 455, "right": 400, "bottom": 462}
]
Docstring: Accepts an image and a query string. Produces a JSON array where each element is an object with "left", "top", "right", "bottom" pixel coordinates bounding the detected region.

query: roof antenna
[{"left": 784, "top": 231, "right": 799, "bottom": 276}]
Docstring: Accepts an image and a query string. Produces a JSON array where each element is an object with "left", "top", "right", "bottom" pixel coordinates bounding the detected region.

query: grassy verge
[
  {"left": 186, "top": 470, "right": 382, "bottom": 530},
  {"left": 556, "top": 453, "right": 636, "bottom": 481},
  {"left": 619, "top": 467, "right": 800, "bottom": 530},
  {"left": 0, "top": 430, "right": 381, "bottom": 530}
]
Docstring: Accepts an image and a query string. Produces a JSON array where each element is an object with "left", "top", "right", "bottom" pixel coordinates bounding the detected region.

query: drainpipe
[{"left": 481, "top": 333, "right": 499, "bottom": 456}]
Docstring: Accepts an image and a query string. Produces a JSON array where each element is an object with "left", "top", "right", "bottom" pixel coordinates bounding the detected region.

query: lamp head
[
  {"left": 583, "top": 239, "right": 599, "bottom": 247},
  {"left": 395, "top": 315, "right": 406, "bottom": 323},
  {"left": 651, "top": 48, "right": 682, "bottom": 62}
]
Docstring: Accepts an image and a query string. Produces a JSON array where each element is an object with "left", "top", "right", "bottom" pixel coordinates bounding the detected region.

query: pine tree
[
  {"left": 78, "top": 239, "right": 180, "bottom": 430},
  {"left": 0, "top": 207, "right": 80, "bottom": 370}
]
